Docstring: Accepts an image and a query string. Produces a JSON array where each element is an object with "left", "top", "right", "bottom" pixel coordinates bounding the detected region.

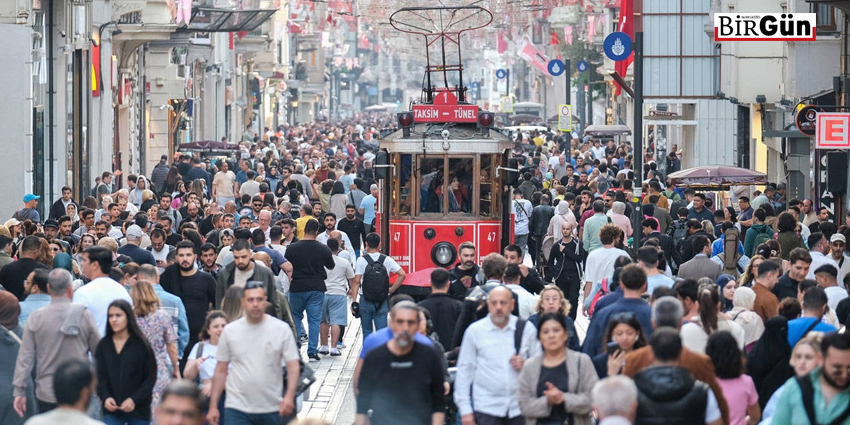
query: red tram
[{"left": 373, "top": 6, "right": 517, "bottom": 299}]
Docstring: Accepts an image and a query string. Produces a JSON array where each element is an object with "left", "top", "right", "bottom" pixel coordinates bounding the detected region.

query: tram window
[
  {"left": 480, "top": 155, "right": 494, "bottom": 217},
  {"left": 448, "top": 158, "right": 473, "bottom": 214},
  {"left": 399, "top": 154, "right": 411, "bottom": 216},
  {"left": 420, "top": 158, "right": 445, "bottom": 214}
]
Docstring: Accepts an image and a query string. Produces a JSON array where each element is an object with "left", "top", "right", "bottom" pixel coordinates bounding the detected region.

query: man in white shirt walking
[
  {"left": 806, "top": 232, "right": 839, "bottom": 281},
  {"left": 207, "top": 282, "right": 301, "bottom": 425},
  {"left": 503, "top": 265, "right": 536, "bottom": 319},
  {"left": 319, "top": 238, "right": 354, "bottom": 356},
  {"left": 73, "top": 246, "right": 133, "bottom": 335},
  {"left": 455, "top": 286, "right": 542, "bottom": 425}
]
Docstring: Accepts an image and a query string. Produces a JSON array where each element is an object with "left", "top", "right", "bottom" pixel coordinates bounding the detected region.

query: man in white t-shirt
[
  {"left": 351, "top": 233, "right": 407, "bottom": 339},
  {"left": 814, "top": 264, "right": 848, "bottom": 312},
  {"left": 583, "top": 224, "right": 630, "bottom": 315},
  {"left": 512, "top": 189, "right": 533, "bottom": 259},
  {"left": 207, "top": 282, "right": 301, "bottom": 425},
  {"left": 73, "top": 246, "right": 133, "bottom": 335},
  {"left": 319, "top": 238, "right": 355, "bottom": 356},
  {"left": 503, "top": 264, "right": 536, "bottom": 319},
  {"left": 147, "top": 229, "right": 174, "bottom": 274},
  {"left": 316, "top": 213, "right": 355, "bottom": 260}
]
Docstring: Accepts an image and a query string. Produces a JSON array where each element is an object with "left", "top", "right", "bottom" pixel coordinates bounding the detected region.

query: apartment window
[{"left": 811, "top": 4, "right": 836, "bottom": 31}]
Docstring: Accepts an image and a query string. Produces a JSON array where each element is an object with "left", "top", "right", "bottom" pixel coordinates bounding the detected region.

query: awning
[
  {"left": 584, "top": 124, "right": 632, "bottom": 136},
  {"left": 179, "top": 8, "right": 277, "bottom": 33}
]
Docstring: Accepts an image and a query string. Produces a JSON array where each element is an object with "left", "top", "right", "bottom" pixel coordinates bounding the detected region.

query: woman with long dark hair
[
  {"left": 131, "top": 281, "right": 179, "bottom": 410},
  {"left": 591, "top": 312, "right": 647, "bottom": 379},
  {"left": 95, "top": 300, "right": 156, "bottom": 425},
  {"left": 680, "top": 284, "right": 745, "bottom": 354},
  {"left": 776, "top": 212, "right": 804, "bottom": 260},
  {"left": 162, "top": 166, "right": 181, "bottom": 195},
  {"left": 706, "top": 331, "right": 760, "bottom": 425},
  {"left": 329, "top": 180, "right": 348, "bottom": 219},
  {"left": 518, "top": 313, "right": 598, "bottom": 425}
]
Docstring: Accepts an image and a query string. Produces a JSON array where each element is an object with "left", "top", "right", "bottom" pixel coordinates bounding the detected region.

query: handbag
[{"left": 284, "top": 360, "right": 317, "bottom": 397}]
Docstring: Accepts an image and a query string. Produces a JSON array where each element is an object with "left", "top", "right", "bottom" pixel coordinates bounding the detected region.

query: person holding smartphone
[{"left": 591, "top": 313, "right": 647, "bottom": 379}]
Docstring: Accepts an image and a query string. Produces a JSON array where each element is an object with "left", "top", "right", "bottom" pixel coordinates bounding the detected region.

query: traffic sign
[
  {"left": 604, "top": 31, "right": 632, "bottom": 61},
  {"left": 469, "top": 81, "right": 480, "bottom": 89},
  {"left": 548, "top": 59, "right": 565, "bottom": 76},
  {"left": 496, "top": 69, "right": 507, "bottom": 79},
  {"left": 558, "top": 104, "right": 572, "bottom": 132},
  {"left": 577, "top": 60, "right": 589, "bottom": 73},
  {"left": 501, "top": 96, "right": 513, "bottom": 113},
  {"left": 817, "top": 113, "right": 850, "bottom": 149}
]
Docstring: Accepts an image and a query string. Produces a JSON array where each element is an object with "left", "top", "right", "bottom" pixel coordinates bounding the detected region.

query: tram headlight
[{"left": 431, "top": 242, "right": 457, "bottom": 267}]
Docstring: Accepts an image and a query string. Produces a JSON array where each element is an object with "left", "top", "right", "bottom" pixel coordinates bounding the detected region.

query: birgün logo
[{"left": 714, "top": 13, "right": 817, "bottom": 41}]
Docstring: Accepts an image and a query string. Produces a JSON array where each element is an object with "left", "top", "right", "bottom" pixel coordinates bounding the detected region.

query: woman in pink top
[{"left": 706, "top": 331, "right": 761, "bottom": 425}]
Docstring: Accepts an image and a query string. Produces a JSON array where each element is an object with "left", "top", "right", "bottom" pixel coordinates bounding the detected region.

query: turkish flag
[
  {"left": 497, "top": 31, "right": 508, "bottom": 54},
  {"left": 614, "top": 0, "right": 634, "bottom": 96},
  {"left": 550, "top": 32, "right": 559, "bottom": 45}
]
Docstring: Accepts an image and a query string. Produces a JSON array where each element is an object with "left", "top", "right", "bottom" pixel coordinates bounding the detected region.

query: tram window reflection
[
  {"left": 480, "top": 155, "right": 493, "bottom": 217},
  {"left": 399, "top": 154, "right": 411, "bottom": 216},
  {"left": 448, "top": 158, "right": 473, "bottom": 214},
  {"left": 420, "top": 158, "right": 444, "bottom": 213}
]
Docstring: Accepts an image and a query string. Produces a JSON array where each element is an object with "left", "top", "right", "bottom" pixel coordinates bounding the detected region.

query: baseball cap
[
  {"left": 43, "top": 219, "right": 59, "bottom": 229},
  {"left": 831, "top": 233, "right": 846, "bottom": 244},
  {"left": 23, "top": 194, "right": 40, "bottom": 203},
  {"left": 126, "top": 225, "right": 144, "bottom": 240}
]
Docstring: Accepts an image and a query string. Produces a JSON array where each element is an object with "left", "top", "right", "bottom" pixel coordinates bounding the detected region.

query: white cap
[{"left": 126, "top": 225, "right": 144, "bottom": 240}]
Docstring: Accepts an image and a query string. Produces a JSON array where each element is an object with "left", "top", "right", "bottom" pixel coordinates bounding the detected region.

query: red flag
[
  {"left": 497, "top": 31, "right": 508, "bottom": 54},
  {"left": 614, "top": 0, "right": 634, "bottom": 96},
  {"left": 550, "top": 32, "right": 559, "bottom": 45}
]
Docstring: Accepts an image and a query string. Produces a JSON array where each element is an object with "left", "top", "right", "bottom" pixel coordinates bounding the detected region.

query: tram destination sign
[{"left": 412, "top": 104, "right": 479, "bottom": 123}]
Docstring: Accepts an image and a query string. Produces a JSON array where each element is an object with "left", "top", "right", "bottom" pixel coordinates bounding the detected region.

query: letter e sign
[{"left": 817, "top": 113, "right": 850, "bottom": 149}]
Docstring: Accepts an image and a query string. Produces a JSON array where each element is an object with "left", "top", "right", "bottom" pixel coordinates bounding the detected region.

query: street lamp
[{"left": 67, "top": 0, "right": 92, "bottom": 50}]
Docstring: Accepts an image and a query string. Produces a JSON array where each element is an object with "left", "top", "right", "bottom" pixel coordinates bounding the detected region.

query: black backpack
[{"left": 362, "top": 254, "right": 391, "bottom": 304}]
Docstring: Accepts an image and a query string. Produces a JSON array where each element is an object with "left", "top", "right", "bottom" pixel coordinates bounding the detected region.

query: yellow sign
[
  {"left": 558, "top": 104, "right": 572, "bottom": 132},
  {"left": 500, "top": 96, "right": 513, "bottom": 113}
]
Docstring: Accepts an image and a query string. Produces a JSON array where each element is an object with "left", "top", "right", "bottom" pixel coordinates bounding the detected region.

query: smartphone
[{"left": 606, "top": 341, "right": 620, "bottom": 356}]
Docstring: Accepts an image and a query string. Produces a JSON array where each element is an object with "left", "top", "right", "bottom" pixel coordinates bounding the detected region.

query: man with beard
[
  {"left": 337, "top": 205, "right": 367, "bottom": 257},
  {"left": 503, "top": 244, "right": 545, "bottom": 294},
  {"left": 181, "top": 202, "right": 203, "bottom": 226},
  {"left": 317, "top": 213, "right": 355, "bottom": 260},
  {"left": 199, "top": 243, "right": 221, "bottom": 278},
  {"left": 159, "top": 241, "right": 217, "bottom": 361},
  {"left": 159, "top": 214, "right": 183, "bottom": 246},
  {"left": 57, "top": 215, "right": 79, "bottom": 245},
  {"left": 772, "top": 332, "right": 850, "bottom": 425},
  {"left": 448, "top": 242, "right": 485, "bottom": 301},
  {"left": 454, "top": 286, "right": 541, "bottom": 425},
  {"left": 356, "top": 301, "right": 446, "bottom": 425},
  {"left": 213, "top": 239, "right": 280, "bottom": 317}
]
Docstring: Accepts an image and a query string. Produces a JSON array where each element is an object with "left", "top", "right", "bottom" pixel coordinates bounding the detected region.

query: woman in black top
[{"left": 95, "top": 300, "right": 157, "bottom": 425}]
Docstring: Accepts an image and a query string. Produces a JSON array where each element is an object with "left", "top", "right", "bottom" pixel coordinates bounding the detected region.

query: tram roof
[{"left": 380, "top": 122, "right": 513, "bottom": 154}]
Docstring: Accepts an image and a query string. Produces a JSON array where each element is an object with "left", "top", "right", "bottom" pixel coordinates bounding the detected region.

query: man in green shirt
[{"left": 773, "top": 332, "right": 850, "bottom": 425}]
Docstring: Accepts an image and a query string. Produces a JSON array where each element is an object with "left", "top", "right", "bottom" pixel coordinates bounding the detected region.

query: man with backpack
[
  {"left": 743, "top": 208, "right": 774, "bottom": 257},
  {"left": 351, "top": 232, "right": 406, "bottom": 339},
  {"left": 667, "top": 207, "right": 690, "bottom": 261},
  {"left": 13, "top": 194, "right": 41, "bottom": 223},
  {"left": 771, "top": 332, "right": 850, "bottom": 425},
  {"left": 710, "top": 223, "right": 749, "bottom": 277}
]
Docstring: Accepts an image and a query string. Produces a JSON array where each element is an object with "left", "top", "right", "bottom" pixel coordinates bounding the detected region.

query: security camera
[
  {"left": 59, "top": 31, "right": 66, "bottom": 38},
  {"left": 441, "top": 129, "right": 450, "bottom": 139}
]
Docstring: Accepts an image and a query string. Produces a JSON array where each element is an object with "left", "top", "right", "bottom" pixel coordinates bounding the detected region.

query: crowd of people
[
  {"left": 0, "top": 117, "right": 400, "bottom": 425},
  {"left": 2, "top": 114, "right": 850, "bottom": 425}
]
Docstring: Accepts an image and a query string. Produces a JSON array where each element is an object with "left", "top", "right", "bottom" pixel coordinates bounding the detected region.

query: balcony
[
  {"left": 112, "top": 0, "right": 177, "bottom": 41},
  {"left": 178, "top": 7, "right": 276, "bottom": 32}
]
